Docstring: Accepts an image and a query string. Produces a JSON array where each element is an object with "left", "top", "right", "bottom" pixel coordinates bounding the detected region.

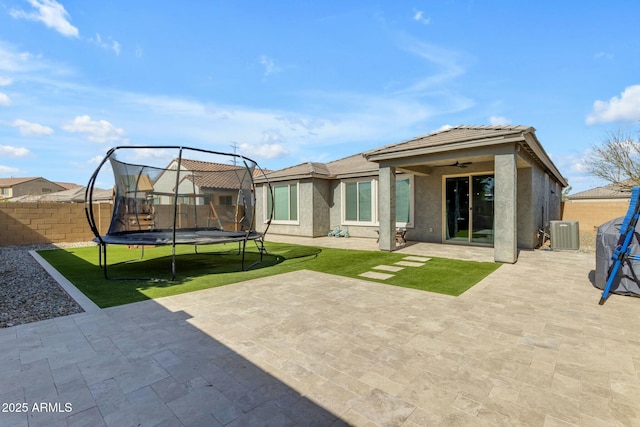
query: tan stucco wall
[{"left": 561, "top": 199, "right": 630, "bottom": 232}]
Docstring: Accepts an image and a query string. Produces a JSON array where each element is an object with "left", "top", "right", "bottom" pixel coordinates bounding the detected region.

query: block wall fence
[
  {"left": 560, "top": 200, "right": 629, "bottom": 233},
  {"left": 0, "top": 203, "right": 112, "bottom": 246},
  {"left": 0, "top": 200, "right": 632, "bottom": 247}
]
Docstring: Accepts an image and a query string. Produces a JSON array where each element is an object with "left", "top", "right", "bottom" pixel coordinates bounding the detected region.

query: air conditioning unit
[{"left": 550, "top": 220, "right": 580, "bottom": 250}]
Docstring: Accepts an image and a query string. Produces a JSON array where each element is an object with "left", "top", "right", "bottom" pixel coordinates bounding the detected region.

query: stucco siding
[
  {"left": 410, "top": 174, "right": 442, "bottom": 243},
  {"left": 312, "top": 179, "right": 331, "bottom": 236},
  {"left": 517, "top": 166, "right": 535, "bottom": 248}
]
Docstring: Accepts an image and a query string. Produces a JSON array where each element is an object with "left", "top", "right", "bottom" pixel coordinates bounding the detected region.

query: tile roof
[
  {"left": 9, "top": 187, "right": 113, "bottom": 202},
  {"left": 256, "top": 153, "right": 378, "bottom": 182},
  {"left": 55, "top": 182, "right": 83, "bottom": 190},
  {"left": 0, "top": 177, "right": 41, "bottom": 186},
  {"left": 186, "top": 168, "right": 253, "bottom": 190},
  {"left": 178, "top": 158, "right": 255, "bottom": 190},
  {"left": 568, "top": 180, "right": 636, "bottom": 200},
  {"left": 254, "top": 125, "right": 567, "bottom": 187},
  {"left": 179, "top": 158, "right": 246, "bottom": 172},
  {"left": 364, "top": 125, "right": 534, "bottom": 158}
]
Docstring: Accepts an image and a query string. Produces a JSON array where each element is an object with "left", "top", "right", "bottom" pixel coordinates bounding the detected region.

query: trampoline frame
[{"left": 85, "top": 145, "right": 274, "bottom": 281}]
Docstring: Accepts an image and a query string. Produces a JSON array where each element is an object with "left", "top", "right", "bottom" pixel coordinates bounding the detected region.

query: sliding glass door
[
  {"left": 445, "top": 177, "right": 470, "bottom": 242},
  {"left": 445, "top": 174, "right": 494, "bottom": 245},
  {"left": 470, "top": 175, "right": 494, "bottom": 244}
]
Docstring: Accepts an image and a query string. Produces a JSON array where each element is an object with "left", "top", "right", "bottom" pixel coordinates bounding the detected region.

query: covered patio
[{"left": 365, "top": 126, "right": 567, "bottom": 263}]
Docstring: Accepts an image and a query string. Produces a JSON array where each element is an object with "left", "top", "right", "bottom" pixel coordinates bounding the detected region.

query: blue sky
[{"left": 1, "top": 1, "right": 639, "bottom": 193}]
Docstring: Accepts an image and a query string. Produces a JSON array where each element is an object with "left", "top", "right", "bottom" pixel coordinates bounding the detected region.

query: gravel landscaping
[{"left": 0, "top": 243, "right": 93, "bottom": 328}]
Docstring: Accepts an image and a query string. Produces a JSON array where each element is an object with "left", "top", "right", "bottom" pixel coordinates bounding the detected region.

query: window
[
  {"left": 266, "top": 183, "right": 298, "bottom": 223},
  {"left": 396, "top": 177, "right": 411, "bottom": 224},
  {"left": 342, "top": 176, "right": 413, "bottom": 227},
  {"left": 1, "top": 188, "right": 9, "bottom": 196},
  {"left": 345, "top": 181, "right": 373, "bottom": 222},
  {"left": 219, "top": 195, "right": 233, "bottom": 206}
]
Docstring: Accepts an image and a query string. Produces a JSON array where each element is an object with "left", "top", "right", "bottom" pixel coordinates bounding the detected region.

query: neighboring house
[
  {"left": 255, "top": 125, "right": 568, "bottom": 263},
  {"left": 153, "top": 158, "right": 254, "bottom": 207},
  {"left": 111, "top": 157, "right": 256, "bottom": 231},
  {"left": 563, "top": 181, "right": 634, "bottom": 232},
  {"left": 0, "top": 177, "right": 66, "bottom": 201},
  {"left": 55, "top": 182, "right": 83, "bottom": 191},
  {"left": 8, "top": 186, "right": 113, "bottom": 203}
]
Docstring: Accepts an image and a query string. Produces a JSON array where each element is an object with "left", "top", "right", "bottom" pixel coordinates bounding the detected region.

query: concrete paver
[
  {"left": 402, "top": 256, "right": 431, "bottom": 263},
  {"left": 359, "top": 271, "right": 395, "bottom": 280},
  {"left": 372, "top": 265, "right": 404, "bottom": 273},
  {"left": 394, "top": 261, "right": 425, "bottom": 267},
  {"left": 0, "top": 240, "right": 639, "bottom": 426}
]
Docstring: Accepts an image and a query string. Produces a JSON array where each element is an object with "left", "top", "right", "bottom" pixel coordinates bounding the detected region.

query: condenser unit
[{"left": 550, "top": 220, "right": 580, "bottom": 250}]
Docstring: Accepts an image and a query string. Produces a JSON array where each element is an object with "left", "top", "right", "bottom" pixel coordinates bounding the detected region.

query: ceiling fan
[{"left": 449, "top": 161, "right": 472, "bottom": 168}]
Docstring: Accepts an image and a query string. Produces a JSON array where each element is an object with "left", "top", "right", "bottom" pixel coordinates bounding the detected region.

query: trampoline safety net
[{"left": 84, "top": 146, "right": 273, "bottom": 278}]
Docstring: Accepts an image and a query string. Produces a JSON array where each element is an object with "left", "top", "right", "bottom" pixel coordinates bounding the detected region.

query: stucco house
[
  {"left": 0, "top": 177, "right": 67, "bottom": 201},
  {"left": 255, "top": 125, "right": 567, "bottom": 263},
  {"left": 109, "top": 157, "right": 257, "bottom": 232}
]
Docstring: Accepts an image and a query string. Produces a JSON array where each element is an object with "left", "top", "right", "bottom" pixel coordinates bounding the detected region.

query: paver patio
[{"left": 1, "top": 240, "right": 639, "bottom": 426}]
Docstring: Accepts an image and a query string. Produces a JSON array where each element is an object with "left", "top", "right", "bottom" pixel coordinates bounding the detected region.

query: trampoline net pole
[{"left": 170, "top": 148, "right": 183, "bottom": 279}]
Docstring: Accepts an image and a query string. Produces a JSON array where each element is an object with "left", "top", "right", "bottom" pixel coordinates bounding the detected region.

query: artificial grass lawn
[{"left": 38, "top": 242, "right": 500, "bottom": 308}]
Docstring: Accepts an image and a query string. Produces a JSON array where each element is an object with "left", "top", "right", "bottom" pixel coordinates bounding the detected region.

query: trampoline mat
[{"left": 94, "top": 229, "right": 263, "bottom": 246}]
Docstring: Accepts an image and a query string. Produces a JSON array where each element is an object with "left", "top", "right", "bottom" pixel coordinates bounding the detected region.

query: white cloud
[
  {"left": 11, "top": 119, "right": 54, "bottom": 136},
  {"left": 0, "top": 77, "right": 12, "bottom": 86},
  {"left": 435, "top": 124, "right": 453, "bottom": 132},
  {"left": 240, "top": 142, "right": 289, "bottom": 159},
  {"left": 489, "top": 115, "right": 511, "bottom": 126},
  {"left": 89, "top": 33, "right": 121, "bottom": 55},
  {"left": 0, "top": 165, "right": 20, "bottom": 175},
  {"left": 62, "top": 115, "right": 125, "bottom": 143},
  {"left": 395, "top": 39, "right": 467, "bottom": 95},
  {"left": 586, "top": 85, "right": 640, "bottom": 124},
  {"left": 0, "top": 145, "right": 30, "bottom": 157},
  {"left": 0, "top": 42, "right": 41, "bottom": 73},
  {"left": 594, "top": 51, "right": 614, "bottom": 60},
  {"left": 10, "top": 0, "right": 79, "bottom": 38},
  {"left": 88, "top": 155, "right": 103, "bottom": 164},
  {"left": 413, "top": 10, "right": 431, "bottom": 25},
  {"left": 0, "top": 92, "right": 10, "bottom": 106},
  {"left": 260, "top": 55, "right": 281, "bottom": 77}
]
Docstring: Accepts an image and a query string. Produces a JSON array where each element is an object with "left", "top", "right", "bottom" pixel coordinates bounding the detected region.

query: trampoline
[{"left": 85, "top": 145, "right": 273, "bottom": 280}]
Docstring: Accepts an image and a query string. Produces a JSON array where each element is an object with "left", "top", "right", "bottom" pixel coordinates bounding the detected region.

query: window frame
[
  {"left": 264, "top": 181, "right": 300, "bottom": 225},
  {"left": 218, "top": 195, "right": 233, "bottom": 206},
  {"left": 340, "top": 175, "right": 414, "bottom": 228},
  {"left": 341, "top": 178, "right": 378, "bottom": 226},
  {"left": 395, "top": 175, "right": 414, "bottom": 228}
]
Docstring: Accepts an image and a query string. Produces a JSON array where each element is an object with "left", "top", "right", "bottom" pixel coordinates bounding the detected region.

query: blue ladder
[{"left": 599, "top": 186, "right": 640, "bottom": 304}]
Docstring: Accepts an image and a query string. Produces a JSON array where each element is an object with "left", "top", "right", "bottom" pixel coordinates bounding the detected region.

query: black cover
[{"left": 595, "top": 216, "right": 640, "bottom": 296}]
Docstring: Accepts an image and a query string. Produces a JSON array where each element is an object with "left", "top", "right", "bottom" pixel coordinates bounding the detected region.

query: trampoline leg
[
  {"left": 100, "top": 244, "right": 109, "bottom": 279},
  {"left": 171, "top": 244, "right": 177, "bottom": 281},
  {"left": 241, "top": 238, "right": 248, "bottom": 271}
]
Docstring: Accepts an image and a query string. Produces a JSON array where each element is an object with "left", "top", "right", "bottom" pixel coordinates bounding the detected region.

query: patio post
[
  {"left": 494, "top": 152, "right": 518, "bottom": 263},
  {"left": 378, "top": 165, "right": 396, "bottom": 251}
]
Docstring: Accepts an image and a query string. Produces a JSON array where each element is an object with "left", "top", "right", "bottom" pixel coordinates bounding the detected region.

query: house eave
[
  {"left": 519, "top": 132, "right": 568, "bottom": 187},
  {"left": 364, "top": 135, "right": 525, "bottom": 162}
]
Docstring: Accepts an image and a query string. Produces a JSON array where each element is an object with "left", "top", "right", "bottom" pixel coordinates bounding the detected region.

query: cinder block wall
[
  {"left": 0, "top": 203, "right": 112, "bottom": 246},
  {"left": 561, "top": 200, "right": 629, "bottom": 232}
]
